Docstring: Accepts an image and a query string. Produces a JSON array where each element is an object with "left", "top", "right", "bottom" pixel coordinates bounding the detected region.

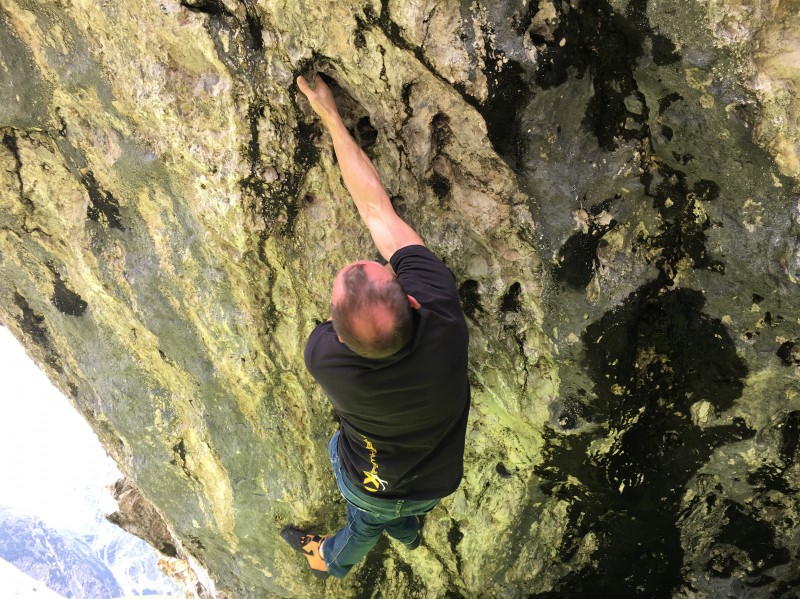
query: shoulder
[
  {"left": 389, "top": 244, "right": 440, "bottom": 267},
  {"left": 304, "top": 321, "right": 340, "bottom": 371},
  {"left": 390, "top": 245, "right": 464, "bottom": 318},
  {"left": 389, "top": 245, "right": 456, "bottom": 288}
]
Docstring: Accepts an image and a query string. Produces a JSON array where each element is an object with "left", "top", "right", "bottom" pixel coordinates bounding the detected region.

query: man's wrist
[{"left": 325, "top": 116, "right": 347, "bottom": 138}]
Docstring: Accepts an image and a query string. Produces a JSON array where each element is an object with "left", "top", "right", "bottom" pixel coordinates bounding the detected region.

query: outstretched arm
[{"left": 297, "top": 74, "right": 424, "bottom": 261}]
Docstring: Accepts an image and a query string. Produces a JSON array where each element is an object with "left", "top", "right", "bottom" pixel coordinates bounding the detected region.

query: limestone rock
[{"left": 1, "top": 0, "right": 798, "bottom": 596}]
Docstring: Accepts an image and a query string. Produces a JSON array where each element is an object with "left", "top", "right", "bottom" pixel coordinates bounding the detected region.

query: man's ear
[{"left": 407, "top": 294, "right": 421, "bottom": 310}]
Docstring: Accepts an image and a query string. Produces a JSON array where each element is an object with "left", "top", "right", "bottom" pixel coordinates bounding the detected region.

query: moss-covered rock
[{"left": 1, "top": 0, "right": 798, "bottom": 596}]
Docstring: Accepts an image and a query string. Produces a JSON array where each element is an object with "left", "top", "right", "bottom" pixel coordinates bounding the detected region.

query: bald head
[{"left": 331, "top": 261, "right": 414, "bottom": 359}]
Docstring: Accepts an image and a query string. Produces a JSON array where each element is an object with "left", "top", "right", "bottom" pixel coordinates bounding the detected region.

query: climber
[{"left": 280, "top": 73, "right": 471, "bottom": 580}]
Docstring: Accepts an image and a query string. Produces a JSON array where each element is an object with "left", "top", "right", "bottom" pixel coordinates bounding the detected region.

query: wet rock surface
[{"left": 0, "top": 0, "right": 798, "bottom": 596}]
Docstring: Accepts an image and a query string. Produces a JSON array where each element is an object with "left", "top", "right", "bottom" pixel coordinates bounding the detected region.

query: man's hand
[{"left": 297, "top": 75, "right": 342, "bottom": 131}]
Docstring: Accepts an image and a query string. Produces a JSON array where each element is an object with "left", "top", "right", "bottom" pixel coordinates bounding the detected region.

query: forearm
[
  {"left": 327, "top": 119, "right": 392, "bottom": 223},
  {"left": 326, "top": 119, "right": 423, "bottom": 260}
]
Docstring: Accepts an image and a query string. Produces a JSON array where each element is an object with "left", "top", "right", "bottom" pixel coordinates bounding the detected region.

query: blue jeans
[{"left": 323, "top": 431, "right": 440, "bottom": 578}]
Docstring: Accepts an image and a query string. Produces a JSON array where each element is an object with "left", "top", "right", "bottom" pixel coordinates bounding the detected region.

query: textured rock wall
[{"left": 0, "top": 0, "right": 798, "bottom": 597}]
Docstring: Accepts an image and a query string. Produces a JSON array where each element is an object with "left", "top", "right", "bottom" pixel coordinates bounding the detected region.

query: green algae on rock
[{"left": 1, "top": 0, "right": 799, "bottom": 597}]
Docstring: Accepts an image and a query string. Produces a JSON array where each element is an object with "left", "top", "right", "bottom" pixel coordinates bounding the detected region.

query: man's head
[{"left": 331, "top": 261, "right": 418, "bottom": 359}]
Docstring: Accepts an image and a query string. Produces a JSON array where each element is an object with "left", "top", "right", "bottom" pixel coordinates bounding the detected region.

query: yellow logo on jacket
[{"left": 361, "top": 436, "right": 388, "bottom": 492}]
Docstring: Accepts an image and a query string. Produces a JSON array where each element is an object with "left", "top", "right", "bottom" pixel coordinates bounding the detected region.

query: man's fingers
[
  {"left": 297, "top": 75, "right": 313, "bottom": 97},
  {"left": 298, "top": 73, "right": 333, "bottom": 101},
  {"left": 297, "top": 72, "right": 340, "bottom": 127}
]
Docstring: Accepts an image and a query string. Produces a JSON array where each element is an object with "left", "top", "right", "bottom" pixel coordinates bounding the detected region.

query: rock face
[{"left": 0, "top": 0, "right": 798, "bottom": 596}]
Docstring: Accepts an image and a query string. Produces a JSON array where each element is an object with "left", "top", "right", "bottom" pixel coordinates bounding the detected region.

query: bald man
[{"left": 281, "top": 74, "right": 470, "bottom": 580}]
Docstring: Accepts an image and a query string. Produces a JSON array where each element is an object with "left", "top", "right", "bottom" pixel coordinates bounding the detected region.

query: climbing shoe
[{"left": 280, "top": 526, "right": 329, "bottom": 579}]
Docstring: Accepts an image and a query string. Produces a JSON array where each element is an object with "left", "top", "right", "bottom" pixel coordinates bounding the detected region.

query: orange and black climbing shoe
[{"left": 280, "top": 526, "right": 329, "bottom": 579}]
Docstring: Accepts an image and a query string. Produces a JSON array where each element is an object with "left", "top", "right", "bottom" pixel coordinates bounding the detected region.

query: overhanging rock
[{"left": 0, "top": 0, "right": 798, "bottom": 596}]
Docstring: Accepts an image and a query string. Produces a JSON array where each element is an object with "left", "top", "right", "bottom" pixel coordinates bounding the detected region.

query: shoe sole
[{"left": 280, "top": 526, "right": 330, "bottom": 579}]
